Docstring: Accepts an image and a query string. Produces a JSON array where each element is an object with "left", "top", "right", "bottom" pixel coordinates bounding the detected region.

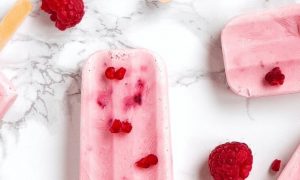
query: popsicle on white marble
[
  {"left": 278, "top": 145, "right": 300, "bottom": 180},
  {"left": 0, "top": 73, "right": 17, "bottom": 119},
  {"left": 222, "top": 5, "right": 300, "bottom": 97},
  {"left": 80, "top": 49, "right": 172, "bottom": 180}
]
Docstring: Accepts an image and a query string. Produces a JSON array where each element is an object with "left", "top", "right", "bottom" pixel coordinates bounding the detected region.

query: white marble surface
[{"left": 1, "top": 0, "right": 300, "bottom": 179}]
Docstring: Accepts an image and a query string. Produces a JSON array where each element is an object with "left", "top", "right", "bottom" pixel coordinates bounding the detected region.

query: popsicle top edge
[
  {"left": 222, "top": 4, "right": 300, "bottom": 30},
  {"left": 82, "top": 49, "right": 168, "bottom": 75}
]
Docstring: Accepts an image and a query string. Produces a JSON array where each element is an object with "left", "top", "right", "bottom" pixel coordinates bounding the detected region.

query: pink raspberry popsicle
[
  {"left": 278, "top": 145, "right": 300, "bottom": 180},
  {"left": 222, "top": 5, "right": 300, "bottom": 97},
  {"left": 80, "top": 49, "right": 172, "bottom": 180}
]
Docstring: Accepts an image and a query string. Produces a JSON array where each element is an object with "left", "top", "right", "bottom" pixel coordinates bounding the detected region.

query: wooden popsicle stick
[{"left": 0, "top": 0, "right": 32, "bottom": 50}]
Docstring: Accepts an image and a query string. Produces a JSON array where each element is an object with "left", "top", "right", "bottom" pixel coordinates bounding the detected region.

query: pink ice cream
[
  {"left": 0, "top": 72, "right": 17, "bottom": 119},
  {"left": 80, "top": 49, "right": 172, "bottom": 180},
  {"left": 222, "top": 5, "right": 300, "bottom": 97},
  {"left": 278, "top": 145, "right": 300, "bottom": 180}
]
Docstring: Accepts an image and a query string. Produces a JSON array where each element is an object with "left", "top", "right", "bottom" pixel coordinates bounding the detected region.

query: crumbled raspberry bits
[
  {"left": 105, "top": 67, "right": 127, "bottom": 80},
  {"left": 109, "top": 119, "right": 132, "bottom": 134}
]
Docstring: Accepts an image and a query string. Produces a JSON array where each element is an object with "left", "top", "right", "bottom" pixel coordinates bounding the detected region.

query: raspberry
[
  {"left": 109, "top": 119, "right": 122, "bottom": 133},
  {"left": 104, "top": 67, "right": 126, "bottom": 80},
  {"left": 109, "top": 120, "right": 132, "bottom": 134},
  {"left": 265, "top": 67, "right": 285, "bottom": 86},
  {"left": 121, "top": 121, "right": 132, "bottom": 133},
  {"left": 208, "top": 142, "right": 253, "bottom": 180},
  {"left": 41, "top": 0, "right": 85, "bottom": 30},
  {"left": 136, "top": 154, "right": 158, "bottom": 168},
  {"left": 105, "top": 67, "right": 116, "bottom": 80},
  {"left": 271, "top": 159, "right": 281, "bottom": 172},
  {"left": 115, "top": 67, "right": 127, "bottom": 80}
]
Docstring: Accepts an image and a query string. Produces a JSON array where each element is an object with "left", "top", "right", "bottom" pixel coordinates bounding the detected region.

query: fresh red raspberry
[
  {"left": 271, "top": 159, "right": 281, "bottom": 172},
  {"left": 41, "top": 0, "right": 85, "bottom": 31},
  {"left": 109, "top": 119, "right": 122, "bottom": 133},
  {"left": 105, "top": 67, "right": 116, "bottom": 80},
  {"left": 265, "top": 67, "right": 285, "bottom": 86},
  {"left": 121, "top": 121, "right": 132, "bottom": 133},
  {"left": 208, "top": 142, "right": 253, "bottom": 180},
  {"left": 136, "top": 154, "right": 158, "bottom": 168},
  {"left": 115, "top": 67, "right": 127, "bottom": 80}
]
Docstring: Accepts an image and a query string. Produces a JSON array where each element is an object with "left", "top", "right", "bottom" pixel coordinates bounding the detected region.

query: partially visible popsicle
[
  {"left": 278, "top": 145, "right": 300, "bottom": 180},
  {"left": 0, "top": 73, "right": 17, "bottom": 119},
  {"left": 80, "top": 49, "right": 172, "bottom": 180},
  {"left": 222, "top": 5, "right": 300, "bottom": 97},
  {"left": 0, "top": 0, "right": 32, "bottom": 50}
]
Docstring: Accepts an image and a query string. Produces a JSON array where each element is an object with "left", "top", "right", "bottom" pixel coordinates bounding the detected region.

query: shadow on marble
[
  {"left": 206, "top": 32, "right": 248, "bottom": 103},
  {"left": 198, "top": 159, "right": 212, "bottom": 180},
  {"left": 64, "top": 76, "right": 81, "bottom": 180},
  {"left": 207, "top": 33, "right": 228, "bottom": 94}
]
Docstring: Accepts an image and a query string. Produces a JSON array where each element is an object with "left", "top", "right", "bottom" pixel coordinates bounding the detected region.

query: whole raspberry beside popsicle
[
  {"left": 208, "top": 142, "right": 253, "bottom": 180},
  {"left": 41, "top": 0, "right": 85, "bottom": 30}
]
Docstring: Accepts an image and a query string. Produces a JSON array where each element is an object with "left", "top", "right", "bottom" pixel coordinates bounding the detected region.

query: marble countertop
[{"left": 1, "top": 0, "right": 300, "bottom": 179}]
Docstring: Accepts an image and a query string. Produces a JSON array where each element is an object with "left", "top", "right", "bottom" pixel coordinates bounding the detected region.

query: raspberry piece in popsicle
[
  {"left": 265, "top": 67, "right": 285, "bottom": 86},
  {"left": 136, "top": 154, "right": 158, "bottom": 168},
  {"left": 121, "top": 121, "right": 132, "bottom": 133},
  {"left": 109, "top": 119, "right": 122, "bottom": 133},
  {"left": 105, "top": 67, "right": 116, "bottom": 80},
  {"left": 115, "top": 67, "right": 126, "bottom": 80}
]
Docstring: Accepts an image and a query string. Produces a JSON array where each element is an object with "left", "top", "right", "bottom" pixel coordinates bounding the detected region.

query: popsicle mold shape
[
  {"left": 0, "top": 73, "right": 17, "bottom": 119},
  {"left": 222, "top": 5, "right": 300, "bottom": 97},
  {"left": 80, "top": 49, "right": 172, "bottom": 180},
  {"left": 278, "top": 145, "right": 300, "bottom": 180},
  {"left": 0, "top": 0, "right": 32, "bottom": 50}
]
